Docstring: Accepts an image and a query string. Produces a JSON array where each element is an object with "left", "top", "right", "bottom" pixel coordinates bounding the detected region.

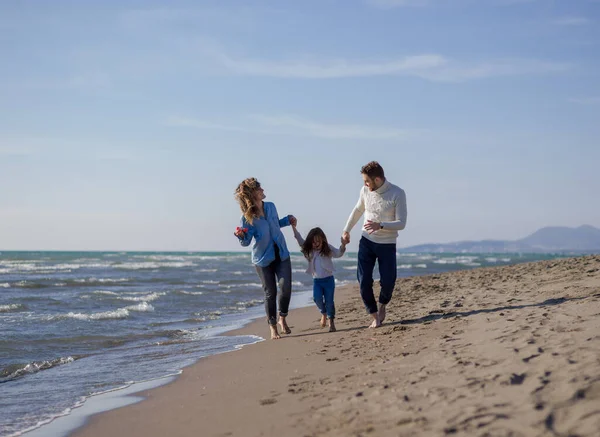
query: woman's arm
[
  {"left": 269, "top": 203, "right": 293, "bottom": 228},
  {"left": 235, "top": 219, "right": 255, "bottom": 247},
  {"left": 279, "top": 214, "right": 296, "bottom": 228}
]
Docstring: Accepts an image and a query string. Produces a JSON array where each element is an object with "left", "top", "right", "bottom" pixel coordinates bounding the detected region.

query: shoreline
[
  {"left": 65, "top": 255, "right": 600, "bottom": 437},
  {"left": 64, "top": 256, "right": 600, "bottom": 437},
  {"left": 69, "top": 286, "right": 357, "bottom": 437},
  {"left": 16, "top": 288, "right": 317, "bottom": 437}
]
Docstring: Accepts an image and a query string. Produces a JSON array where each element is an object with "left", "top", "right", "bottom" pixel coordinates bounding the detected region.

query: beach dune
[{"left": 71, "top": 255, "right": 600, "bottom": 437}]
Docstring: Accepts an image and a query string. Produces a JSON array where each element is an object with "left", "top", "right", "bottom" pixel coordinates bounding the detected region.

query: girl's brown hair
[
  {"left": 300, "top": 227, "right": 332, "bottom": 259},
  {"left": 234, "top": 177, "right": 262, "bottom": 224}
]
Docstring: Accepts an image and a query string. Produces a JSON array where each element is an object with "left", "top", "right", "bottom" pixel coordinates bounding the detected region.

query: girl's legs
[
  {"left": 320, "top": 314, "right": 328, "bottom": 328},
  {"left": 328, "top": 318, "right": 336, "bottom": 332},
  {"left": 323, "top": 276, "right": 336, "bottom": 332},
  {"left": 312, "top": 278, "right": 327, "bottom": 327},
  {"left": 323, "top": 276, "right": 336, "bottom": 319}
]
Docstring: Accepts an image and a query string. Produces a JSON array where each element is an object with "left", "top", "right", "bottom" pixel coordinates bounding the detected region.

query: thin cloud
[
  {"left": 166, "top": 115, "right": 416, "bottom": 140},
  {"left": 214, "top": 52, "right": 447, "bottom": 79},
  {"left": 165, "top": 117, "right": 274, "bottom": 135},
  {"left": 212, "top": 51, "right": 571, "bottom": 82},
  {"left": 248, "top": 115, "right": 414, "bottom": 140}
]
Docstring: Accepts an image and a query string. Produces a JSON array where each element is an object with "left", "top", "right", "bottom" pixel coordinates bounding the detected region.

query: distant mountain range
[{"left": 399, "top": 225, "right": 600, "bottom": 253}]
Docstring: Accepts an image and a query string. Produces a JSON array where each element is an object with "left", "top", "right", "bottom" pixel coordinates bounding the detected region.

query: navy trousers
[{"left": 357, "top": 236, "right": 397, "bottom": 314}]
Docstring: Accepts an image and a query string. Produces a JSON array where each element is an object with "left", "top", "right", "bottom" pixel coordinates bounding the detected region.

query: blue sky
[{"left": 1, "top": 0, "right": 599, "bottom": 251}]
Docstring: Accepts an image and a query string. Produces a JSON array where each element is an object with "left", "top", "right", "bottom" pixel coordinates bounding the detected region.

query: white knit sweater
[{"left": 343, "top": 180, "right": 407, "bottom": 244}]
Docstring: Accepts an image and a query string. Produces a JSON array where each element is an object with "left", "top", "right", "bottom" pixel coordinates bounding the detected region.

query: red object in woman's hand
[{"left": 235, "top": 227, "right": 249, "bottom": 233}]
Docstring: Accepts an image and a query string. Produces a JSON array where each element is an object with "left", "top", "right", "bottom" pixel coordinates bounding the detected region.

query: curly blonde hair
[{"left": 234, "top": 177, "right": 262, "bottom": 224}]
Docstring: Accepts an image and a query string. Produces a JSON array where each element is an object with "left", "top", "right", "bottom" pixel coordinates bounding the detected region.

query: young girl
[{"left": 292, "top": 224, "right": 346, "bottom": 332}]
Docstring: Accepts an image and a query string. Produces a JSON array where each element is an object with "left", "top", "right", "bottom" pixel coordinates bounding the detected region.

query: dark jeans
[
  {"left": 313, "top": 276, "right": 335, "bottom": 319},
  {"left": 255, "top": 247, "right": 292, "bottom": 325},
  {"left": 357, "top": 236, "right": 397, "bottom": 314}
]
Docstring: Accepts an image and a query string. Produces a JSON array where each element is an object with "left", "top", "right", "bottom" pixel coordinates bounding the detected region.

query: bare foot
[
  {"left": 378, "top": 304, "right": 386, "bottom": 325},
  {"left": 320, "top": 314, "right": 327, "bottom": 328},
  {"left": 328, "top": 318, "right": 336, "bottom": 332},
  {"left": 269, "top": 325, "right": 281, "bottom": 339},
  {"left": 368, "top": 313, "right": 381, "bottom": 328},
  {"left": 278, "top": 316, "right": 291, "bottom": 334}
]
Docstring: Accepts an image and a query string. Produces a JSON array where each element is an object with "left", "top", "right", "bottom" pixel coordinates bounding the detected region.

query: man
[{"left": 342, "top": 161, "right": 407, "bottom": 328}]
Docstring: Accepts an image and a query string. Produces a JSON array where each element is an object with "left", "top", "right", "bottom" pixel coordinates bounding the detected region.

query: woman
[{"left": 234, "top": 177, "right": 296, "bottom": 339}]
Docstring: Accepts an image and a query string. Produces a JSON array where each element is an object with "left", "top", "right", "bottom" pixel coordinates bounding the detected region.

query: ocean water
[{"left": 0, "top": 251, "right": 565, "bottom": 437}]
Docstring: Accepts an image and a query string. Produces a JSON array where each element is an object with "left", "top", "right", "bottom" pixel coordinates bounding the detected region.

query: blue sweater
[{"left": 237, "top": 202, "right": 291, "bottom": 267}]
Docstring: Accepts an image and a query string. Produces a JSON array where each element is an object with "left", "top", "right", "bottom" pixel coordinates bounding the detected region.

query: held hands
[
  {"left": 289, "top": 215, "right": 298, "bottom": 228},
  {"left": 342, "top": 231, "right": 350, "bottom": 245},
  {"left": 364, "top": 220, "right": 382, "bottom": 234}
]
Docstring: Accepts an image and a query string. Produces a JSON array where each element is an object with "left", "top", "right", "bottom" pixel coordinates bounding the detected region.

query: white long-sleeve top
[
  {"left": 343, "top": 180, "right": 407, "bottom": 244},
  {"left": 293, "top": 228, "right": 346, "bottom": 279}
]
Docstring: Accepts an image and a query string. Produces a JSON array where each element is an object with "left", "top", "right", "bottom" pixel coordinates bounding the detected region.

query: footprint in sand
[{"left": 259, "top": 398, "right": 277, "bottom": 405}]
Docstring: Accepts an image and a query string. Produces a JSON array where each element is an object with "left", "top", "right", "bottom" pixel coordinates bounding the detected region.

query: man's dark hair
[{"left": 360, "top": 161, "right": 385, "bottom": 179}]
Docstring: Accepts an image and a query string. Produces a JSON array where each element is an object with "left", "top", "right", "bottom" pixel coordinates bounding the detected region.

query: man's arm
[
  {"left": 343, "top": 188, "right": 366, "bottom": 234},
  {"left": 380, "top": 189, "right": 407, "bottom": 231}
]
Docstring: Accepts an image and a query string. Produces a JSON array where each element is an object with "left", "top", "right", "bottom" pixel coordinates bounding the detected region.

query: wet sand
[{"left": 71, "top": 255, "right": 600, "bottom": 437}]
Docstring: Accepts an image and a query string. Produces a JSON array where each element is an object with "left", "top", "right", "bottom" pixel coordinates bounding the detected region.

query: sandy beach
[{"left": 70, "top": 255, "right": 600, "bottom": 437}]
